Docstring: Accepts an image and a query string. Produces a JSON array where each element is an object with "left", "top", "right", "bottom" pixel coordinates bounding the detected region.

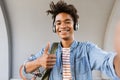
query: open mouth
[{"left": 58, "top": 28, "right": 70, "bottom": 33}]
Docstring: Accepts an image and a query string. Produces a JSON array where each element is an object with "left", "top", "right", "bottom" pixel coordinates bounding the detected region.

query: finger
[
  {"left": 47, "top": 65, "right": 54, "bottom": 69},
  {"left": 44, "top": 61, "right": 56, "bottom": 69},
  {"left": 45, "top": 65, "right": 54, "bottom": 69},
  {"left": 48, "top": 54, "right": 56, "bottom": 59},
  {"left": 44, "top": 63, "right": 55, "bottom": 69},
  {"left": 47, "top": 58, "right": 56, "bottom": 62},
  {"left": 44, "top": 42, "right": 50, "bottom": 54},
  {"left": 47, "top": 63, "right": 56, "bottom": 68}
]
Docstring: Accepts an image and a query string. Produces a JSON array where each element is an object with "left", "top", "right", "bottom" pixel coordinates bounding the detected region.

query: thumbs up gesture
[{"left": 36, "top": 42, "right": 56, "bottom": 69}]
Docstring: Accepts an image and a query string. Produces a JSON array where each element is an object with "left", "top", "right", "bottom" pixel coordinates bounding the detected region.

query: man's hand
[{"left": 36, "top": 42, "right": 56, "bottom": 69}]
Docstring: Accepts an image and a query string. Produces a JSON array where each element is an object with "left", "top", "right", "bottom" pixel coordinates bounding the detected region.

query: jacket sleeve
[
  {"left": 21, "top": 43, "right": 54, "bottom": 79},
  {"left": 21, "top": 48, "right": 45, "bottom": 79},
  {"left": 87, "top": 42, "right": 120, "bottom": 80}
]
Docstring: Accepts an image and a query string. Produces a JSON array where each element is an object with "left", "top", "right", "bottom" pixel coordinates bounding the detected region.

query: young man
[{"left": 23, "top": 1, "right": 120, "bottom": 80}]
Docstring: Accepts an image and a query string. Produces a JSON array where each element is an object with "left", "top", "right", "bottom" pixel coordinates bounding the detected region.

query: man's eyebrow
[
  {"left": 65, "top": 19, "right": 72, "bottom": 21},
  {"left": 55, "top": 20, "right": 60, "bottom": 23}
]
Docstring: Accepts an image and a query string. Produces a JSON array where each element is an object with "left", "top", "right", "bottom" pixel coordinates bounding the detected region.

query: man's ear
[
  {"left": 74, "top": 23, "right": 79, "bottom": 31},
  {"left": 52, "top": 25, "right": 56, "bottom": 33}
]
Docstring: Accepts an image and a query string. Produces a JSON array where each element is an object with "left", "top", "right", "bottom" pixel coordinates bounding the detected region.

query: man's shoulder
[{"left": 78, "top": 41, "right": 95, "bottom": 46}]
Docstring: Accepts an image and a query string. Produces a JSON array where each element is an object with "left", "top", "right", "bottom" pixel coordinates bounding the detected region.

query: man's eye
[
  {"left": 56, "top": 23, "right": 61, "bottom": 25},
  {"left": 65, "top": 21, "right": 71, "bottom": 24}
]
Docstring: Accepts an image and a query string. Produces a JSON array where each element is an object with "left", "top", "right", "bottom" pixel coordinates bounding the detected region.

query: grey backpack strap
[
  {"left": 50, "top": 42, "right": 59, "bottom": 54},
  {"left": 41, "top": 42, "right": 58, "bottom": 80}
]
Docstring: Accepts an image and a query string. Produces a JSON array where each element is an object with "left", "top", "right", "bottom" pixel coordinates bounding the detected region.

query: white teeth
[
  {"left": 59, "top": 29, "right": 69, "bottom": 32},
  {"left": 59, "top": 30, "right": 69, "bottom": 32}
]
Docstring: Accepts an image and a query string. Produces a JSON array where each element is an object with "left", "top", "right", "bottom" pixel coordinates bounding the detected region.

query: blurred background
[{"left": 0, "top": 0, "right": 120, "bottom": 80}]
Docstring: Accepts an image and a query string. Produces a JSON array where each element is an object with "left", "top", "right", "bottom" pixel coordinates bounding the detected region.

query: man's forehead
[
  {"left": 55, "top": 19, "right": 72, "bottom": 22},
  {"left": 55, "top": 12, "right": 73, "bottom": 20}
]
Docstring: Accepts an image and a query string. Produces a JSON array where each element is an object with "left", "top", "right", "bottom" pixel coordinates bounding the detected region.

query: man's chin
[{"left": 61, "top": 37, "right": 70, "bottom": 40}]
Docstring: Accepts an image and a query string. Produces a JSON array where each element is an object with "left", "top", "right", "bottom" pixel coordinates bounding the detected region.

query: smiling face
[{"left": 55, "top": 12, "right": 74, "bottom": 41}]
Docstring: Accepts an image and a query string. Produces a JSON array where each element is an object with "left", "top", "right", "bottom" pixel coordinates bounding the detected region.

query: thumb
[{"left": 44, "top": 42, "right": 50, "bottom": 54}]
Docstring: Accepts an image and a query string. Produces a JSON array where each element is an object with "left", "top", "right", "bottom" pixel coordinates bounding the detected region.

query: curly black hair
[{"left": 46, "top": 1, "right": 79, "bottom": 27}]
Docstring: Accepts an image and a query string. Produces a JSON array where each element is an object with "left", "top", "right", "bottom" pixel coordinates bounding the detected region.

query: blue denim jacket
[{"left": 25, "top": 41, "right": 120, "bottom": 80}]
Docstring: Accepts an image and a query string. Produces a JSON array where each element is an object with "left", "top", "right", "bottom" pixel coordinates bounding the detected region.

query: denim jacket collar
[{"left": 58, "top": 40, "right": 79, "bottom": 51}]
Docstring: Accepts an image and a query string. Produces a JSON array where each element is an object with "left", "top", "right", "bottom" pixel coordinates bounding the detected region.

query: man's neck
[{"left": 61, "top": 39, "right": 74, "bottom": 48}]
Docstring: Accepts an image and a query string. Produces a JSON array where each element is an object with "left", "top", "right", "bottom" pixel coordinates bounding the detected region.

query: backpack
[{"left": 19, "top": 42, "right": 58, "bottom": 80}]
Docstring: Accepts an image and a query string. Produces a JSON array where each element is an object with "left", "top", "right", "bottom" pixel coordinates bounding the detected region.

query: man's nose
[{"left": 61, "top": 22, "right": 66, "bottom": 28}]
